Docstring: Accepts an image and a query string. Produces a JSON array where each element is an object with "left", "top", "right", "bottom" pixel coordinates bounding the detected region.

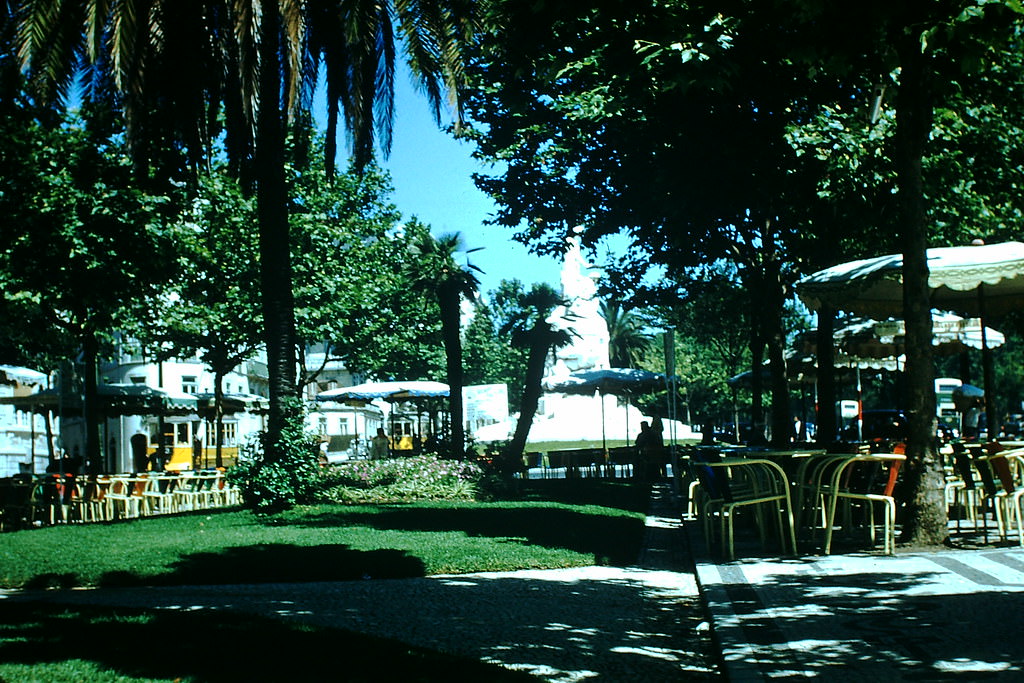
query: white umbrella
[{"left": 0, "top": 365, "right": 48, "bottom": 387}]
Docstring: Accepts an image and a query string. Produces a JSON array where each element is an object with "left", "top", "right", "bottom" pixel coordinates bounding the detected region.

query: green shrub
[
  {"left": 229, "top": 398, "right": 322, "bottom": 512},
  {"left": 317, "top": 454, "right": 483, "bottom": 504}
]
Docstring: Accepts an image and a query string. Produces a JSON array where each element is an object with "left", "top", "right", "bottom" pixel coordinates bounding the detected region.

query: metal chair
[{"left": 692, "top": 456, "right": 798, "bottom": 561}]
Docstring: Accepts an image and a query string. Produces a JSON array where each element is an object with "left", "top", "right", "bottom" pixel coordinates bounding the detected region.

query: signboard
[{"left": 463, "top": 384, "right": 509, "bottom": 429}]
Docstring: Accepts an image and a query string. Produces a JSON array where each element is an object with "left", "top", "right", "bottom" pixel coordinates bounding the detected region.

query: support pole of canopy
[
  {"left": 599, "top": 391, "right": 607, "bottom": 455},
  {"left": 979, "top": 285, "right": 997, "bottom": 438},
  {"left": 856, "top": 366, "right": 864, "bottom": 442}
]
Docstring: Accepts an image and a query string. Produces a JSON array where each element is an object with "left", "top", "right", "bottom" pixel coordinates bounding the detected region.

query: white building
[
  {"left": 0, "top": 365, "right": 51, "bottom": 477},
  {"left": 59, "top": 342, "right": 270, "bottom": 473},
  {"left": 302, "top": 349, "right": 384, "bottom": 459}
]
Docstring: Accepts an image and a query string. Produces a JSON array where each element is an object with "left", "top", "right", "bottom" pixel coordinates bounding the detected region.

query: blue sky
[{"left": 379, "top": 71, "right": 563, "bottom": 295}]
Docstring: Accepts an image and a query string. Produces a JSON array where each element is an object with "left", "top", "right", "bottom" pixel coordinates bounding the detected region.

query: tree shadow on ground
[
  {"left": 280, "top": 507, "right": 646, "bottom": 566},
  {"left": 692, "top": 509, "right": 1024, "bottom": 680},
  {"left": 513, "top": 479, "right": 651, "bottom": 512},
  {"left": 0, "top": 601, "right": 533, "bottom": 682},
  {"left": 23, "top": 544, "right": 426, "bottom": 590},
  {"left": 716, "top": 564, "right": 1024, "bottom": 679},
  {"left": 4, "top": 569, "right": 719, "bottom": 682}
]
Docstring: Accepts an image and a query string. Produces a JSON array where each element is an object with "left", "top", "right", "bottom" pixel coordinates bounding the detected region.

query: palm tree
[
  {"left": 15, "top": 1, "right": 475, "bottom": 464},
  {"left": 501, "top": 284, "right": 575, "bottom": 462},
  {"left": 600, "top": 300, "right": 651, "bottom": 369},
  {"left": 406, "top": 230, "right": 481, "bottom": 458}
]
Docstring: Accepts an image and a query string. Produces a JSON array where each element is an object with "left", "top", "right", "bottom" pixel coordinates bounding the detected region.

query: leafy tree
[
  {"left": 463, "top": 300, "right": 522, "bottom": 397},
  {"left": 662, "top": 275, "right": 752, "bottom": 431},
  {"left": 464, "top": 0, "right": 1024, "bottom": 542},
  {"left": 15, "top": 0, "right": 476, "bottom": 471},
  {"left": 461, "top": 1, "right": 858, "bottom": 447},
  {"left": 0, "top": 109, "right": 180, "bottom": 471},
  {"left": 600, "top": 300, "right": 650, "bottom": 369},
  {"left": 405, "top": 231, "right": 481, "bottom": 457},
  {"left": 144, "top": 171, "right": 263, "bottom": 468},
  {"left": 500, "top": 284, "right": 575, "bottom": 463},
  {"left": 285, "top": 141, "right": 442, "bottom": 388},
  {"left": 463, "top": 282, "right": 533, "bottom": 409}
]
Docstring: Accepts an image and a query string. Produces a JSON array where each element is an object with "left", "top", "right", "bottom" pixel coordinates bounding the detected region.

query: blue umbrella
[{"left": 544, "top": 368, "right": 668, "bottom": 452}]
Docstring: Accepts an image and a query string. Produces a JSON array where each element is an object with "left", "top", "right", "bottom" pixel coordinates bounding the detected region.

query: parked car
[{"left": 862, "top": 409, "right": 909, "bottom": 442}]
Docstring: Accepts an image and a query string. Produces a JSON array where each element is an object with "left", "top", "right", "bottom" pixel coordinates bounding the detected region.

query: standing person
[
  {"left": 635, "top": 421, "right": 651, "bottom": 479},
  {"left": 149, "top": 444, "right": 167, "bottom": 472},
  {"left": 130, "top": 433, "right": 149, "bottom": 473},
  {"left": 370, "top": 427, "right": 390, "bottom": 460},
  {"left": 963, "top": 405, "right": 982, "bottom": 440},
  {"left": 649, "top": 416, "right": 666, "bottom": 477}
]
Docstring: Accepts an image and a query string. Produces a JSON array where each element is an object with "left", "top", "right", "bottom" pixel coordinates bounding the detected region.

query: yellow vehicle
[{"left": 150, "top": 420, "right": 240, "bottom": 471}]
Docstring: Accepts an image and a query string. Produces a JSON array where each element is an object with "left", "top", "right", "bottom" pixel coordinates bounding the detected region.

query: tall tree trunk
[
  {"left": 440, "top": 283, "right": 466, "bottom": 458},
  {"left": 506, "top": 331, "right": 549, "bottom": 460},
  {"left": 815, "top": 304, "right": 838, "bottom": 447},
  {"left": 764, "top": 258, "right": 791, "bottom": 448},
  {"left": 82, "top": 331, "right": 101, "bottom": 473},
  {"left": 747, "top": 274, "right": 766, "bottom": 445},
  {"left": 895, "top": 32, "right": 945, "bottom": 546},
  {"left": 214, "top": 369, "right": 225, "bottom": 469},
  {"left": 256, "top": 7, "right": 298, "bottom": 460}
]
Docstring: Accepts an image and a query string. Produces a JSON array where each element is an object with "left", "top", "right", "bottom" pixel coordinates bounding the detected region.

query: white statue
[{"left": 549, "top": 232, "right": 610, "bottom": 376}]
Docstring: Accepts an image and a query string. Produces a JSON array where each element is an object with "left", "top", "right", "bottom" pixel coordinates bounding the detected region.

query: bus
[{"left": 935, "top": 377, "right": 963, "bottom": 430}]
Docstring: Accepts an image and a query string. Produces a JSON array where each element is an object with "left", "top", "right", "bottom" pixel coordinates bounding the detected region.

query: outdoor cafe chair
[
  {"left": 211, "top": 472, "right": 241, "bottom": 507},
  {"left": 0, "top": 476, "right": 34, "bottom": 531},
  {"left": 793, "top": 452, "right": 858, "bottom": 536},
  {"left": 946, "top": 444, "right": 1024, "bottom": 544},
  {"left": 174, "top": 472, "right": 218, "bottom": 510},
  {"left": 67, "top": 477, "right": 107, "bottom": 523},
  {"left": 142, "top": 474, "right": 180, "bottom": 515},
  {"left": 975, "top": 447, "right": 1024, "bottom": 546},
  {"left": 818, "top": 453, "right": 906, "bottom": 555},
  {"left": 105, "top": 477, "right": 141, "bottom": 519},
  {"left": 33, "top": 475, "right": 65, "bottom": 526},
  {"left": 691, "top": 455, "right": 798, "bottom": 561}
]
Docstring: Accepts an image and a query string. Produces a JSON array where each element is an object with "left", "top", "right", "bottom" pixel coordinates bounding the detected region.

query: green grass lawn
[
  {"left": 1, "top": 480, "right": 648, "bottom": 683},
  {"left": 1, "top": 480, "right": 649, "bottom": 589}
]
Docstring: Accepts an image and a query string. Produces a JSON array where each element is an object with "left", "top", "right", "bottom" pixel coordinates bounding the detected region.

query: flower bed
[{"left": 318, "top": 454, "right": 483, "bottom": 504}]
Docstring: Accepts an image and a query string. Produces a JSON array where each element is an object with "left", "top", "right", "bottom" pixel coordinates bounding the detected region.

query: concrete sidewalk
[{"left": 689, "top": 523, "right": 1024, "bottom": 680}]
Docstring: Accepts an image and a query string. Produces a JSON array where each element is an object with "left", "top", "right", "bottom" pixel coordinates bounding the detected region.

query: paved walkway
[
  {"left": 690, "top": 522, "right": 1024, "bottom": 680},
  {"left": 2, "top": 484, "right": 718, "bottom": 682}
]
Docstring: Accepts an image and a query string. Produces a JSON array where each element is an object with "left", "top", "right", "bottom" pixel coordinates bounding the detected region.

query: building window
[
  {"left": 182, "top": 376, "right": 198, "bottom": 394},
  {"left": 318, "top": 417, "right": 328, "bottom": 435},
  {"left": 176, "top": 423, "right": 191, "bottom": 446},
  {"left": 339, "top": 418, "right": 349, "bottom": 435},
  {"left": 206, "top": 422, "right": 237, "bottom": 448}
]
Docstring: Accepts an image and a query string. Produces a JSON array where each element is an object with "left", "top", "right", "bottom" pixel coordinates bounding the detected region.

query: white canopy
[
  {"left": 797, "top": 241, "right": 1024, "bottom": 318},
  {"left": 316, "top": 381, "right": 449, "bottom": 402}
]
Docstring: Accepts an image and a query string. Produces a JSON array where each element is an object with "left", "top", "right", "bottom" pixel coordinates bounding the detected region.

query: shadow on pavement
[{"left": 0, "top": 601, "right": 532, "bottom": 682}]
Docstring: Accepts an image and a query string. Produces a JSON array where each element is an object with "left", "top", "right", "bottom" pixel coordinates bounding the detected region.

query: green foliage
[
  {"left": 327, "top": 218, "right": 446, "bottom": 381},
  {"left": 287, "top": 147, "right": 445, "bottom": 383},
  {"left": 0, "top": 108, "right": 181, "bottom": 362},
  {"left": 463, "top": 297, "right": 528, "bottom": 407},
  {"left": 317, "top": 454, "right": 483, "bottom": 504},
  {"left": 229, "top": 398, "right": 321, "bottom": 513},
  {"left": 601, "top": 300, "right": 652, "bottom": 369},
  {"left": 144, "top": 170, "right": 262, "bottom": 374}
]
